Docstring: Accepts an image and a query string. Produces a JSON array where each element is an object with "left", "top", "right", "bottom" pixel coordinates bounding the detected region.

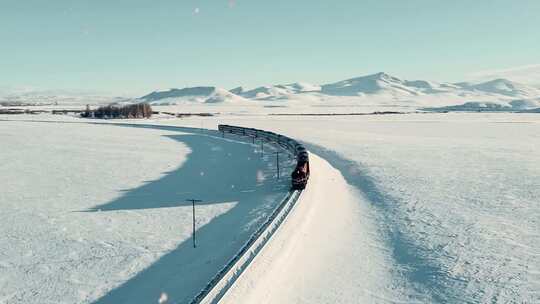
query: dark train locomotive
[{"left": 291, "top": 146, "right": 310, "bottom": 190}]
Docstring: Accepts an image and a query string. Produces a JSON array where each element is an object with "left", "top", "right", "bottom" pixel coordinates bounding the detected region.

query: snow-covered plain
[
  {"left": 2, "top": 110, "right": 539, "bottom": 304},
  {"left": 147, "top": 111, "right": 540, "bottom": 303},
  {"left": 0, "top": 119, "right": 293, "bottom": 304}
]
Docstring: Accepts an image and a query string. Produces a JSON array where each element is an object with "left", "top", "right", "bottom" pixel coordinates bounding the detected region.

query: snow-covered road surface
[{"left": 221, "top": 153, "right": 409, "bottom": 303}]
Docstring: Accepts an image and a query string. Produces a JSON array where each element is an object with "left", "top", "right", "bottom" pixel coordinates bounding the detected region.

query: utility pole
[{"left": 186, "top": 199, "right": 202, "bottom": 248}]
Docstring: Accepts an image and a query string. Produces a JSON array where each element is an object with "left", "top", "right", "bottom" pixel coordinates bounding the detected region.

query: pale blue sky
[{"left": 1, "top": 0, "right": 539, "bottom": 95}]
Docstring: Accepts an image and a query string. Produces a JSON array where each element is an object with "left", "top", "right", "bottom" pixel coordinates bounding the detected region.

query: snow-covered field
[
  {"left": 0, "top": 119, "right": 293, "bottom": 304},
  {"left": 2, "top": 110, "right": 539, "bottom": 304},
  {"left": 146, "top": 111, "right": 540, "bottom": 303}
]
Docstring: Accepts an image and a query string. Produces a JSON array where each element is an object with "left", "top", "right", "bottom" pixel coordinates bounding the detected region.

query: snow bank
[{"left": 222, "top": 154, "right": 407, "bottom": 303}]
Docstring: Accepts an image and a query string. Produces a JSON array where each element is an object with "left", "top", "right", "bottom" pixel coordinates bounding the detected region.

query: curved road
[{"left": 220, "top": 153, "right": 400, "bottom": 303}]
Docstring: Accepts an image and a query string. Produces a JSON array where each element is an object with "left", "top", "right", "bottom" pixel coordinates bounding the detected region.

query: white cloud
[{"left": 469, "top": 64, "right": 540, "bottom": 86}]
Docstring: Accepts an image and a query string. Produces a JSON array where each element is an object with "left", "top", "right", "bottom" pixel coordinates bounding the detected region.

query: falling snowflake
[
  {"left": 256, "top": 170, "right": 266, "bottom": 183},
  {"left": 158, "top": 292, "right": 168, "bottom": 303},
  {"left": 193, "top": 7, "right": 200, "bottom": 14}
]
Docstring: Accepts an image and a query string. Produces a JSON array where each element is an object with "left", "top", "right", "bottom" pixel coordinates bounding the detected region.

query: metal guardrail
[
  {"left": 190, "top": 190, "right": 302, "bottom": 304},
  {"left": 218, "top": 124, "right": 306, "bottom": 156},
  {"left": 189, "top": 125, "right": 308, "bottom": 304}
]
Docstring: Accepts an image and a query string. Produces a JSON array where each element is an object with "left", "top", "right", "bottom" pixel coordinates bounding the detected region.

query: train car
[{"left": 291, "top": 150, "right": 310, "bottom": 190}]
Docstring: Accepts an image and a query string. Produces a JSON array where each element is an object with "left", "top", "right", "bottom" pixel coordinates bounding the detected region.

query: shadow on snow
[
  {"left": 304, "top": 143, "right": 462, "bottom": 303},
  {"left": 88, "top": 124, "right": 290, "bottom": 304}
]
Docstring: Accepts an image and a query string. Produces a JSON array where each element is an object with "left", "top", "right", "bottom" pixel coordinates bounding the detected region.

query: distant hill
[
  {"left": 139, "top": 87, "right": 248, "bottom": 104},
  {"left": 454, "top": 79, "right": 540, "bottom": 98},
  {"left": 320, "top": 72, "right": 540, "bottom": 98},
  {"left": 322, "top": 72, "right": 422, "bottom": 96},
  {"left": 232, "top": 82, "right": 321, "bottom": 100},
  {"left": 422, "top": 97, "right": 540, "bottom": 112}
]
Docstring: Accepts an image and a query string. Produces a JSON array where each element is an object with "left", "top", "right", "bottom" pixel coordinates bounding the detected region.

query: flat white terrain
[
  {"left": 149, "top": 111, "right": 540, "bottom": 303},
  {"left": 2, "top": 110, "right": 539, "bottom": 303},
  {"left": 0, "top": 119, "right": 292, "bottom": 304}
]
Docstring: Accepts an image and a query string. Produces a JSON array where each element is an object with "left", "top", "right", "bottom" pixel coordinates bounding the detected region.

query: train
[
  {"left": 291, "top": 145, "right": 310, "bottom": 190},
  {"left": 218, "top": 124, "right": 310, "bottom": 190}
]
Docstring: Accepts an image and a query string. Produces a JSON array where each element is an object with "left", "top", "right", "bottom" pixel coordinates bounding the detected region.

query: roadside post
[{"left": 186, "top": 199, "right": 202, "bottom": 248}]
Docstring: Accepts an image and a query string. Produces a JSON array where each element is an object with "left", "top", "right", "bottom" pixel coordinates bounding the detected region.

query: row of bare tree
[{"left": 82, "top": 103, "right": 152, "bottom": 119}]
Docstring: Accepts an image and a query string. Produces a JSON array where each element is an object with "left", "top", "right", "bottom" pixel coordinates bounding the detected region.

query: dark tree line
[{"left": 82, "top": 103, "right": 153, "bottom": 119}]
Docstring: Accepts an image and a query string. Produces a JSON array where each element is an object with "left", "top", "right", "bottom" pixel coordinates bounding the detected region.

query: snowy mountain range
[
  {"left": 4, "top": 73, "right": 540, "bottom": 109},
  {"left": 138, "top": 72, "right": 540, "bottom": 107},
  {"left": 318, "top": 72, "right": 540, "bottom": 98}
]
